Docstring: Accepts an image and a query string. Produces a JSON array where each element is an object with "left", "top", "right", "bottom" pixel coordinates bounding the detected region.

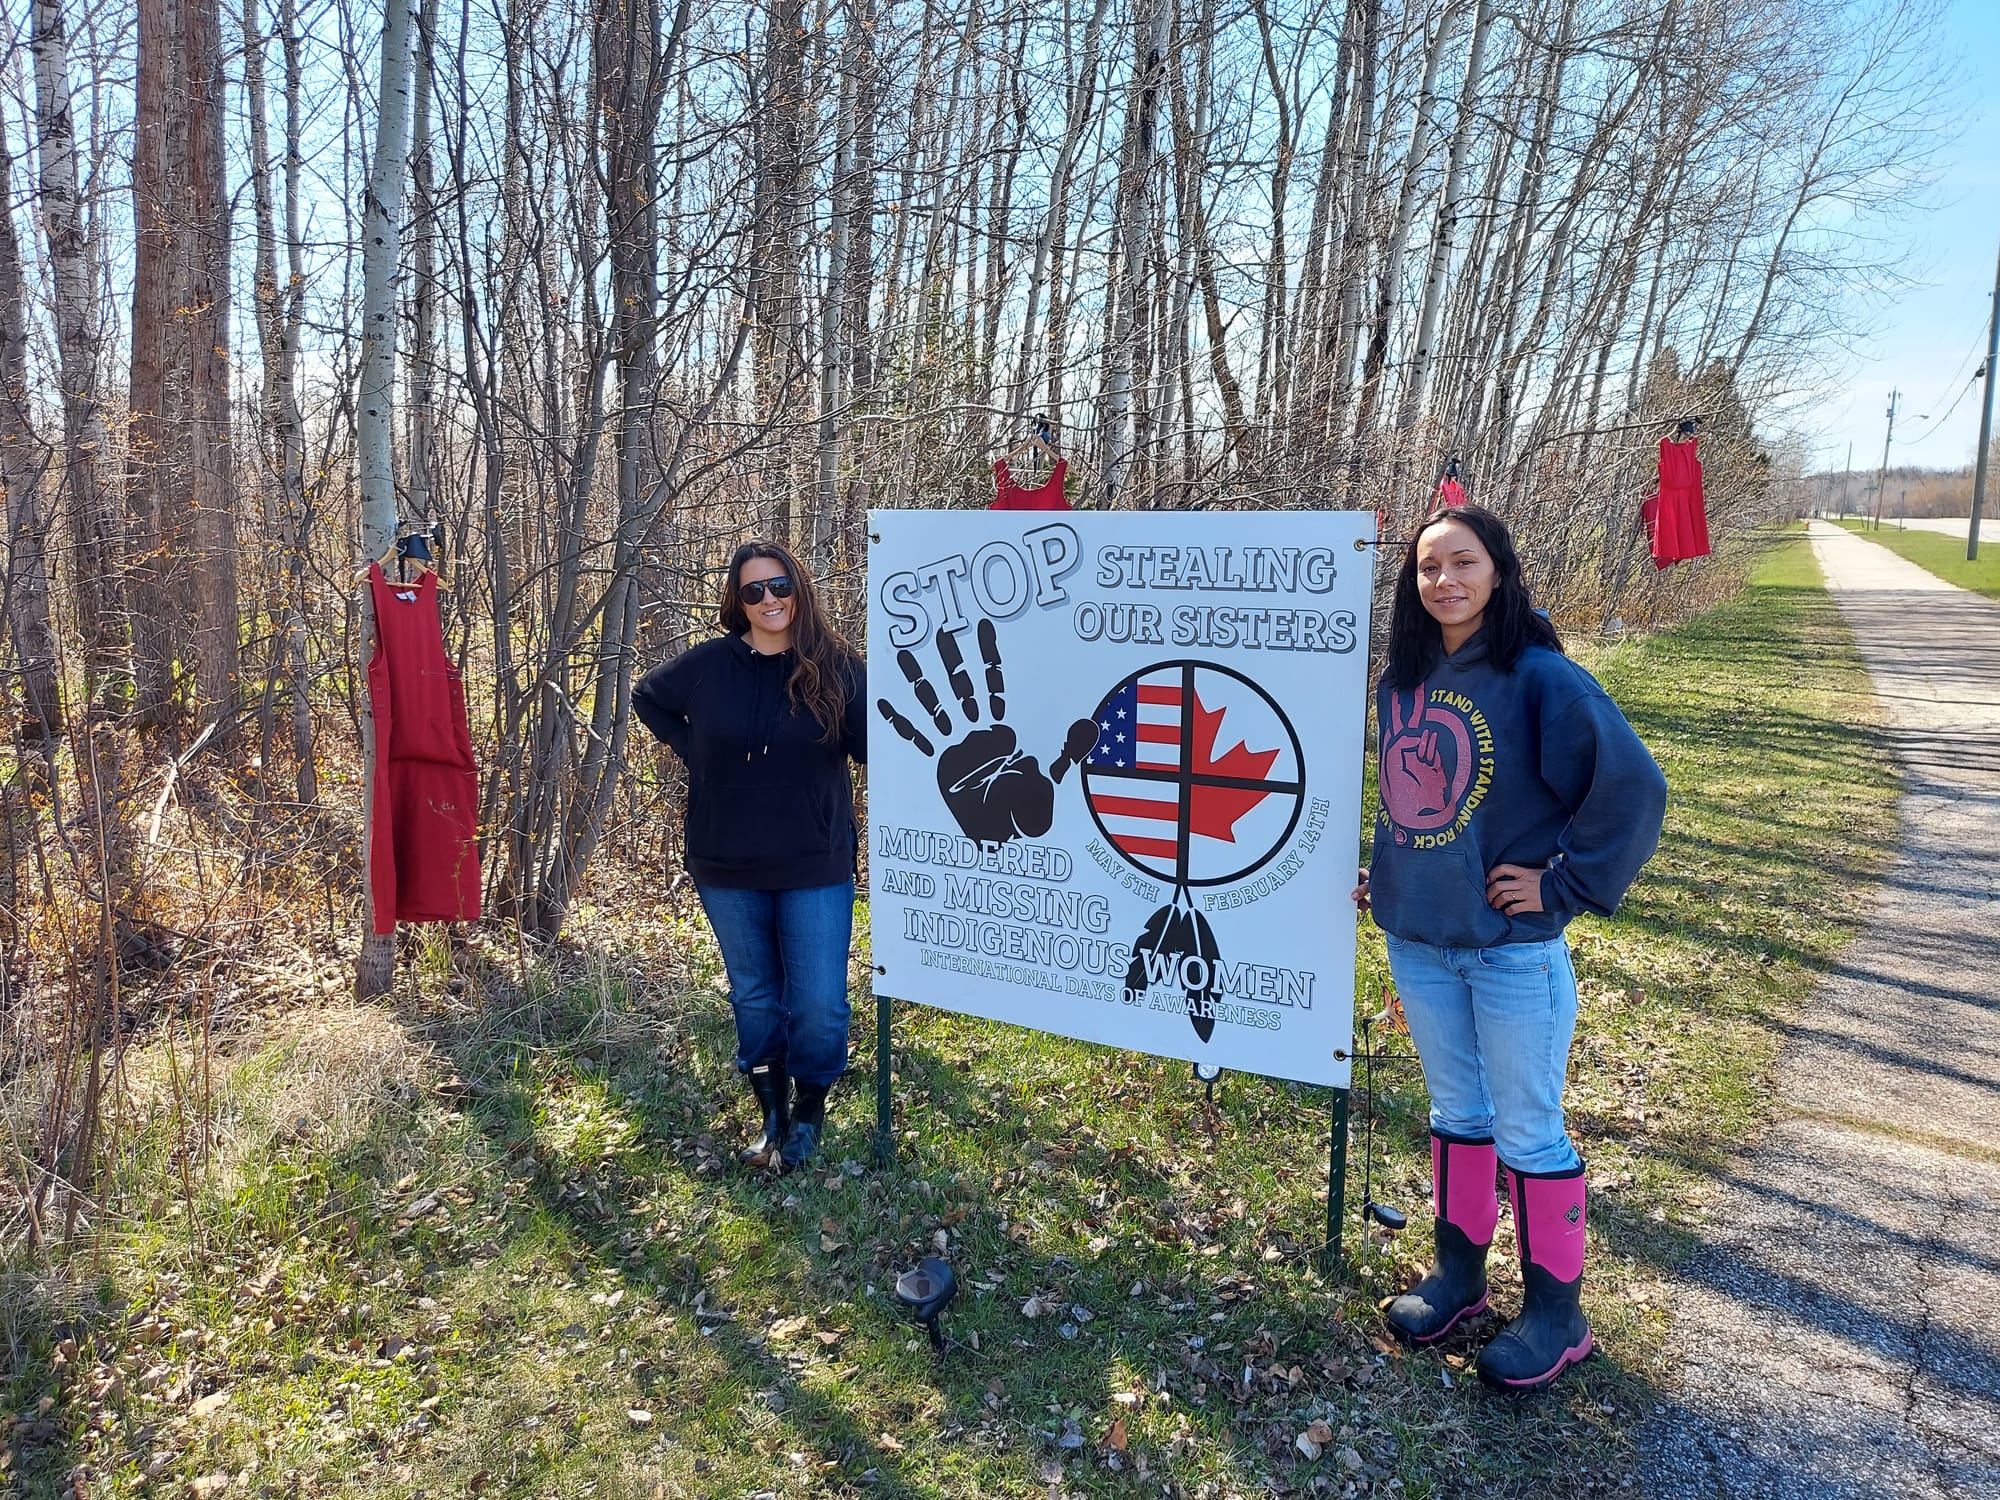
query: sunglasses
[{"left": 738, "top": 576, "right": 795, "bottom": 606}]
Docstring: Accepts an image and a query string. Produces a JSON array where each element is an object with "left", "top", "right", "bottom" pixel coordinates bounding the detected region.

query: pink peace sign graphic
[{"left": 1380, "top": 684, "right": 1473, "bottom": 832}]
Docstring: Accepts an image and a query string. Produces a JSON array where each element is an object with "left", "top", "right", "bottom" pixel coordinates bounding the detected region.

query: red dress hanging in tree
[
  {"left": 990, "top": 457, "right": 1071, "bottom": 511},
  {"left": 1434, "top": 474, "right": 1466, "bottom": 510},
  {"left": 1642, "top": 437, "right": 1711, "bottom": 568},
  {"left": 367, "top": 564, "right": 481, "bottom": 934}
]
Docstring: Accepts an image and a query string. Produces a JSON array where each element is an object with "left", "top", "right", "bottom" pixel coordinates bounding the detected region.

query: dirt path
[{"left": 1632, "top": 523, "right": 2000, "bottom": 1498}]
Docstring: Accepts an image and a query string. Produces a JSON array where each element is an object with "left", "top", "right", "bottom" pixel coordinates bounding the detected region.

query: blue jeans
[
  {"left": 1383, "top": 933, "right": 1582, "bottom": 1175},
  {"left": 695, "top": 881, "right": 855, "bottom": 1086}
]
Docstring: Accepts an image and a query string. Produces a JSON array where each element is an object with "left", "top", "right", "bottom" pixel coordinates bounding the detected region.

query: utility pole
[
  {"left": 1969, "top": 239, "right": 2000, "bottom": 561},
  {"left": 1872, "top": 389, "right": 1898, "bottom": 532},
  {"left": 1839, "top": 441, "right": 1853, "bottom": 517}
]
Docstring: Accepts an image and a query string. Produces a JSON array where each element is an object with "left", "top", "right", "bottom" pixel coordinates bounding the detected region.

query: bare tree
[
  {"left": 244, "top": 0, "right": 317, "bottom": 805},
  {"left": 0, "top": 118, "right": 62, "bottom": 747}
]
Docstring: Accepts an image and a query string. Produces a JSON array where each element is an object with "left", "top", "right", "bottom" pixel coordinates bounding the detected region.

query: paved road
[
  {"left": 1848, "top": 516, "right": 1993, "bottom": 543},
  {"left": 1897, "top": 518, "right": 1976, "bottom": 539},
  {"left": 1632, "top": 522, "right": 2000, "bottom": 1498}
]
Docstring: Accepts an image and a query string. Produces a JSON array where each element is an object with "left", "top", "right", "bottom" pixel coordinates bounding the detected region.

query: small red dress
[
  {"left": 991, "top": 457, "right": 1071, "bottom": 511},
  {"left": 1642, "top": 437, "right": 1711, "bottom": 568},
  {"left": 366, "top": 564, "right": 482, "bottom": 933}
]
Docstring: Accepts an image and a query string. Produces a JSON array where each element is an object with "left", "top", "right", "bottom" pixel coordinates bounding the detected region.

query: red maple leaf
[{"left": 1188, "top": 691, "right": 1281, "bottom": 842}]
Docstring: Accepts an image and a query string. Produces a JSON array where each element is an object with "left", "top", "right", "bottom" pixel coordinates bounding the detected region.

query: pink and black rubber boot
[
  {"left": 1478, "top": 1163, "right": 1594, "bottom": 1390},
  {"left": 1385, "top": 1132, "right": 1498, "bottom": 1345}
]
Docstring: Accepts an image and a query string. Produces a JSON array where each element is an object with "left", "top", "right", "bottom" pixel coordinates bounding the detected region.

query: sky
[{"left": 1814, "top": 0, "right": 2000, "bottom": 475}]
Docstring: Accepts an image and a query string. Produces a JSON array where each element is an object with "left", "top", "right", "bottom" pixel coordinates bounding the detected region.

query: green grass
[
  {"left": 1829, "top": 517, "right": 2000, "bottom": 598},
  {"left": 1, "top": 539, "right": 1899, "bottom": 1500}
]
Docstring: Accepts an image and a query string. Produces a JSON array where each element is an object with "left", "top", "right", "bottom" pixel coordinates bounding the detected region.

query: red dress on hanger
[
  {"left": 991, "top": 457, "right": 1071, "bottom": 511},
  {"left": 367, "top": 564, "right": 482, "bottom": 934},
  {"left": 1434, "top": 475, "right": 1466, "bottom": 509},
  {"left": 1642, "top": 437, "right": 1711, "bottom": 567}
]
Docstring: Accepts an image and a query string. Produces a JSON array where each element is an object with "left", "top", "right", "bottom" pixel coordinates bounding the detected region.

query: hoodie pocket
[{"left": 694, "top": 779, "right": 840, "bottom": 871}]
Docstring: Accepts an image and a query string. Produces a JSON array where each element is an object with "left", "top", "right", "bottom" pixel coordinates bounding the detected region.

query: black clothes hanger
[
  {"left": 395, "top": 526, "right": 440, "bottom": 584},
  {"left": 1002, "top": 414, "right": 1060, "bottom": 467}
]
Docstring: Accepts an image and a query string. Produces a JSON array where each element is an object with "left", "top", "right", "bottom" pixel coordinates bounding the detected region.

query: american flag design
[
  {"left": 1082, "top": 663, "right": 1302, "bottom": 886},
  {"left": 1085, "top": 671, "right": 1185, "bottom": 863}
]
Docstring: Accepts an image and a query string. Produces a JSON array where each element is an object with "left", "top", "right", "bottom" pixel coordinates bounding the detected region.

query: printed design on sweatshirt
[{"left": 1378, "top": 683, "right": 1494, "bottom": 848}]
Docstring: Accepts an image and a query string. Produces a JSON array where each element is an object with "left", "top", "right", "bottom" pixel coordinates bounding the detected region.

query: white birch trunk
[
  {"left": 1354, "top": 0, "right": 1462, "bottom": 443},
  {"left": 1396, "top": 0, "right": 1494, "bottom": 432},
  {"left": 355, "top": 0, "right": 415, "bottom": 1001}
]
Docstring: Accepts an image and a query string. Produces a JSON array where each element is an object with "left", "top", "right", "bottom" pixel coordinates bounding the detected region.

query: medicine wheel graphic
[{"left": 1080, "top": 660, "right": 1305, "bottom": 889}]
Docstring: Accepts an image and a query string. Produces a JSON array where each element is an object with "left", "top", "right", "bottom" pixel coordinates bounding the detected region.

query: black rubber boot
[
  {"left": 1387, "top": 1218, "right": 1491, "bottom": 1344},
  {"left": 1386, "top": 1132, "right": 1497, "bottom": 1345},
  {"left": 780, "top": 1079, "right": 830, "bottom": 1174},
  {"left": 1478, "top": 1165, "right": 1594, "bottom": 1391},
  {"left": 737, "top": 1063, "right": 789, "bottom": 1167}
]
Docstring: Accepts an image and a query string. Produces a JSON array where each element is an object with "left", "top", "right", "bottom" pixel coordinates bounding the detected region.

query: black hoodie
[{"left": 632, "top": 634, "right": 868, "bottom": 890}]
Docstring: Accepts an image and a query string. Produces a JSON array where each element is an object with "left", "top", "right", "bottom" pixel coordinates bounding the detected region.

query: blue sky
[{"left": 1815, "top": 0, "right": 2000, "bottom": 473}]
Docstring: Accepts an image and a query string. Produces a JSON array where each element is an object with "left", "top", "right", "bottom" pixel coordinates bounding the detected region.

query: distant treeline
[{"left": 1804, "top": 462, "right": 1989, "bottom": 519}]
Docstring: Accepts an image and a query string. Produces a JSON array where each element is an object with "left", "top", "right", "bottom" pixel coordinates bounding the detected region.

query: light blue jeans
[
  {"left": 695, "top": 881, "right": 855, "bottom": 1086},
  {"left": 1382, "top": 933, "right": 1582, "bottom": 1175}
]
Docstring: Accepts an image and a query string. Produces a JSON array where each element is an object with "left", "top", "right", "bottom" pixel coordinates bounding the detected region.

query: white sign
[{"left": 866, "top": 511, "right": 1373, "bottom": 1088}]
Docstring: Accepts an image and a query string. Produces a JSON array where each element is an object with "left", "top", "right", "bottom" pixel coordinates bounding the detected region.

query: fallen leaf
[
  {"left": 627, "top": 1409, "right": 653, "bottom": 1427},
  {"left": 1294, "top": 1432, "right": 1323, "bottom": 1461},
  {"left": 188, "top": 1478, "right": 231, "bottom": 1498},
  {"left": 1305, "top": 1421, "right": 1333, "bottom": 1444},
  {"left": 875, "top": 1433, "right": 904, "bottom": 1453},
  {"left": 1102, "top": 1417, "right": 1128, "bottom": 1453},
  {"left": 189, "top": 1391, "right": 230, "bottom": 1420}
]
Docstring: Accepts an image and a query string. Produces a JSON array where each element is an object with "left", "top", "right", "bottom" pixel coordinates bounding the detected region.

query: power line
[
  {"left": 1916, "top": 330, "right": 1987, "bottom": 420},
  {"left": 1899, "top": 372, "right": 1979, "bottom": 447}
]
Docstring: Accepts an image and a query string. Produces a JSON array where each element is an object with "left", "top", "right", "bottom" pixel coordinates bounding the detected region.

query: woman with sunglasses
[
  {"left": 1352, "top": 504, "right": 1666, "bottom": 1390},
  {"left": 634, "top": 541, "right": 867, "bottom": 1174}
]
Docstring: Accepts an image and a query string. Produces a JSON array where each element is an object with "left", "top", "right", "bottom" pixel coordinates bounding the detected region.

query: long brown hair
[{"left": 717, "top": 540, "right": 858, "bottom": 738}]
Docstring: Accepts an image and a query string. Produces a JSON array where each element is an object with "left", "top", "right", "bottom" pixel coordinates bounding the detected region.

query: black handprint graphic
[{"left": 877, "top": 619, "right": 1100, "bottom": 845}]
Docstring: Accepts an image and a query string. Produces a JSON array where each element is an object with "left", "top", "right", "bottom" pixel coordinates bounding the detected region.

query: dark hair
[
  {"left": 718, "top": 539, "right": 858, "bottom": 738},
  {"left": 1383, "top": 504, "right": 1562, "bottom": 689}
]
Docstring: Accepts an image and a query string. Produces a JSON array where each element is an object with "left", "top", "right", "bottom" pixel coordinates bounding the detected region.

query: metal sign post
[
  {"left": 1324, "top": 1086, "right": 1350, "bottom": 1276},
  {"left": 873, "top": 992, "right": 896, "bottom": 1167}
]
